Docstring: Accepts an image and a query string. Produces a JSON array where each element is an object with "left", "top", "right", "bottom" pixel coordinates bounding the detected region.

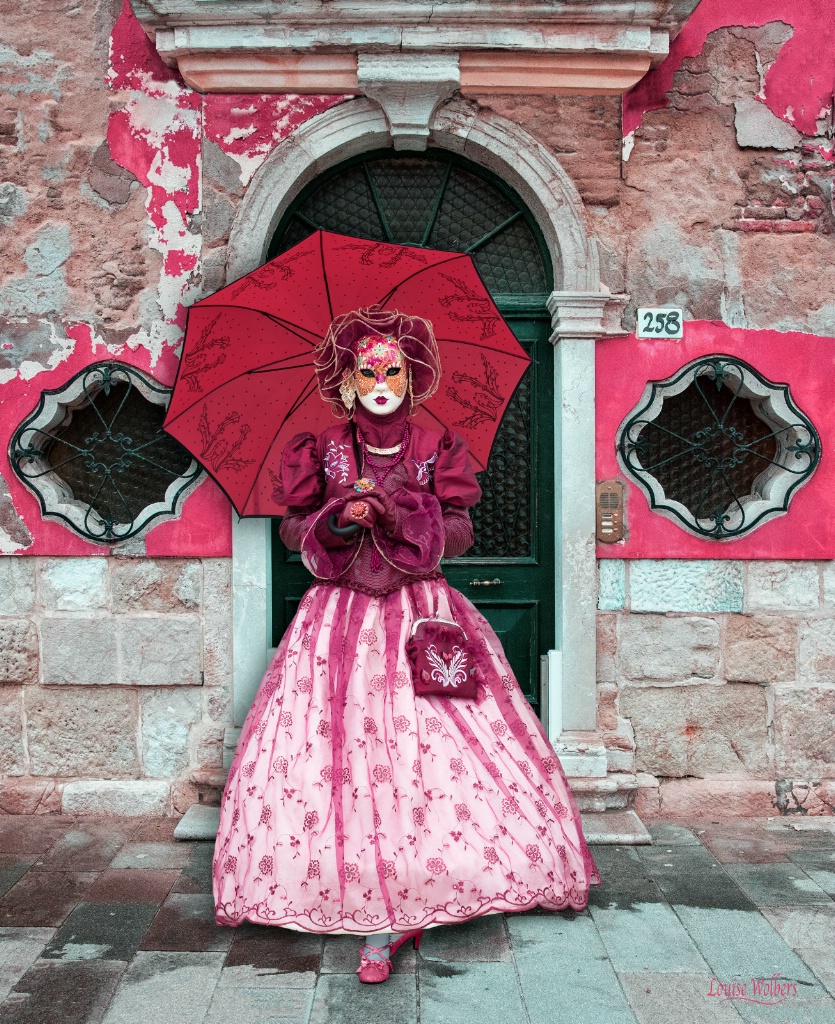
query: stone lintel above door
[{"left": 133, "top": 0, "right": 701, "bottom": 95}]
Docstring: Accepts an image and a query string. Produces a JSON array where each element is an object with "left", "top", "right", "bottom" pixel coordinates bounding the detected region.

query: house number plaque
[{"left": 636, "top": 307, "right": 684, "bottom": 339}]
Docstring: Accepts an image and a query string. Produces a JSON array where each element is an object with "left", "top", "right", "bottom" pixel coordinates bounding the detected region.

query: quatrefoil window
[
  {"left": 10, "top": 361, "right": 202, "bottom": 543},
  {"left": 617, "top": 356, "right": 820, "bottom": 539}
]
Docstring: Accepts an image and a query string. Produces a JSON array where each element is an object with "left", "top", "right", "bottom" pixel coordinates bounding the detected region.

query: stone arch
[{"left": 227, "top": 97, "right": 599, "bottom": 294}]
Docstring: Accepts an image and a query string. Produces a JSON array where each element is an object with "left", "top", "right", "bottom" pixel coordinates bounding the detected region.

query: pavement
[{"left": 0, "top": 815, "right": 834, "bottom": 1024}]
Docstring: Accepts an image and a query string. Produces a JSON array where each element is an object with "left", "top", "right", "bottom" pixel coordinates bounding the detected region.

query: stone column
[{"left": 548, "top": 291, "right": 628, "bottom": 733}]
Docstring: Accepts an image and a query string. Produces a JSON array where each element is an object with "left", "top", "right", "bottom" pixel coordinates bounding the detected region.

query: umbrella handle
[{"left": 328, "top": 514, "right": 361, "bottom": 537}]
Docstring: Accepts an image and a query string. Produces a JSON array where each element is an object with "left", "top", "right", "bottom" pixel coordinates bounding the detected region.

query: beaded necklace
[{"left": 356, "top": 421, "right": 411, "bottom": 487}]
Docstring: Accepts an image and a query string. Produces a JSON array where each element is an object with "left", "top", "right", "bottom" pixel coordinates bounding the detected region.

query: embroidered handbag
[{"left": 405, "top": 616, "right": 479, "bottom": 699}]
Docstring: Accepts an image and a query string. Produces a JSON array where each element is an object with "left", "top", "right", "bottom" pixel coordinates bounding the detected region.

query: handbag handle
[{"left": 410, "top": 616, "right": 468, "bottom": 641}]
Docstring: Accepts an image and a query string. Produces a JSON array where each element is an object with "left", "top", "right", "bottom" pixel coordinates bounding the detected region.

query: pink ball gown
[{"left": 213, "top": 401, "right": 600, "bottom": 933}]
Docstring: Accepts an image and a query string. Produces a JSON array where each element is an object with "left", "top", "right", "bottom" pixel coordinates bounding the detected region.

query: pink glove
[{"left": 364, "top": 488, "right": 398, "bottom": 533}]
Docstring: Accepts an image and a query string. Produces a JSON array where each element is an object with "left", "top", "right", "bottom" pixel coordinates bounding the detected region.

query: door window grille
[
  {"left": 617, "top": 356, "right": 820, "bottom": 539},
  {"left": 10, "top": 361, "right": 202, "bottom": 543}
]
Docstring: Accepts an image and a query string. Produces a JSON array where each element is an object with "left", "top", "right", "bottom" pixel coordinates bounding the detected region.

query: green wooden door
[{"left": 268, "top": 151, "right": 555, "bottom": 711}]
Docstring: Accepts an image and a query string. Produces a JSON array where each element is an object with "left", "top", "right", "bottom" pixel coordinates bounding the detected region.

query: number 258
[{"left": 642, "top": 310, "right": 681, "bottom": 335}]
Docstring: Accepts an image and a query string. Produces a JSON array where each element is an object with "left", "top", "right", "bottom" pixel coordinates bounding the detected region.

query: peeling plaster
[
  {"left": 0, "top": 43, "right": 71, "bottom": 99},
  {"left": 0, "top": 183, "right": 27, "bottom": 226},
  {"left": 0, "top": 225, "right": 71, "bottom": 319},
  {"left": 624, "top": 1, "right": 835, "bottom": 139},
  {"left": 203, "top": 93, "right": 345, "bottom": 187}
]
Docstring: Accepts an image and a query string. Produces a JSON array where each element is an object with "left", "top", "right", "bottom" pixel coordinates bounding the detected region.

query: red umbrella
[{"left": 164, "top": 230, "right": 531, "bottom": 516}]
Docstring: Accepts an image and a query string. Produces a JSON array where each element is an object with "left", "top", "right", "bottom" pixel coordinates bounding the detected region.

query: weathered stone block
[
  {"left": 193, "top": 724, "right": 224, "bottom": 770},
  {"left": 0, "top": 618, "right": 38, "bottom": 684},
  {"left": 62, "top": 780, "right": 170, "bottom": 816},
  {"left": 725, "top": 615, "right": 796, "bottom": 683},
  {"left": 598, "top": 559, "right": 625, "bottom": 610},
  {"left": 746, "top": 562, "right": 820, "bottom": 612},
  {"left": 202, "top": 617, "right": 232, "bottom": 690},
  {"left": 141, "top": 689, "right": 202, "bottom": 778},
  {"left": 597, "top": 682, "right": 619, "bottom": 731},
  {"left": 201, "top": 558, "right": 232, "bottom": 618},
  {"left": 40, "top": 557, "right": 108, "bottom": 611},
  {"left": 619, "top": 615, "right": 720, "bottom": 680},
  {"left": 655, "top": 779, "right": 778, "bottom": 818},
  {"left": 630, "top": 560, "right": 743, "bottom": 613},
  {"left": 0, "top": 687, "right": 25, "bottom": 774},
  {"left": 119, "top": 618, "right": 202, "bottom": 686},
  {"left": 619, "top": 682, "right": 770, "bottom": 777},
  {"left": 0, "top": 777, "right": 63, "bottom": 814},
  {"left": 112, "top": 558, "right": 201, "bottom": 612},
  {"left": 0, "top": 557, "right": 36, "bottom": 614},
  {"left": 41, "top": 617, "right": 117, "bottom": 685},
  {"left": 774, "top": 686, "right": 835, "bottom": 777},
  {"left": 821, "top": 562, "right": 835, "bottom": 609},
  {"left": 797, "top": 618, "right": 835, "bottom": 684},
  {"left": 26, "top": 687, "right": 139, "bottom": 777}
]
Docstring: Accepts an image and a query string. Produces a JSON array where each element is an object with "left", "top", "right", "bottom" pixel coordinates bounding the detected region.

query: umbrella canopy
[{"left": 164, "top": 230, "right": 531, "bottom": 516}]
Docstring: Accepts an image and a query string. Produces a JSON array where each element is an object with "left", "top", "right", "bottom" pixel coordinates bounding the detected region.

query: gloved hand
[
  {"left": 363, "top": 488, "right": 398, "bottom": 533},
  {"left": 336, "top": 496, "right": 377, "bottom": 530}
]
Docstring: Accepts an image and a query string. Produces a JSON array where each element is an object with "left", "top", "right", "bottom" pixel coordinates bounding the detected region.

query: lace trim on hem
[{"left": 215, "top": 888, "right": 595, "bottom": 934}]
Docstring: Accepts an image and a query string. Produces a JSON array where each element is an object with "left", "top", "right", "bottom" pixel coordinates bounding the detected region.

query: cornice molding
[{"left": 132, "top": 0, "right": 702, "bottom": 95}]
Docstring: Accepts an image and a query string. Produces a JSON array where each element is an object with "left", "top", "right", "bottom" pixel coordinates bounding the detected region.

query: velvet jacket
[{"left": 276, "top": 416, "right": 482, "bottom": 596}]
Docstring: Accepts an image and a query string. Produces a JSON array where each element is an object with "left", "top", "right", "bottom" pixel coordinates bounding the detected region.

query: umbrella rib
[
  {"left": 195, "top": 304, "right": 321, "bottom": 347},
  {"left": 376, "top": 252, "right": 469, "bottom": 307},
  {"left": 319, "top": 231, "right": 334, "bottom": 323},
  {"left": 433, "top": 336, "right": 532, "bottom": 360},
  {"left": 164, "top": 354, "right": 317, "bottom": 428},
  {"left": 239, "top": 378, "right": 321, "bottom": 512}
]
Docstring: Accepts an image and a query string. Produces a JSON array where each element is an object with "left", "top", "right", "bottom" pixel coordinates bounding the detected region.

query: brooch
[{"left": 353, "top": 477, "right": 375, "bottom": 493}]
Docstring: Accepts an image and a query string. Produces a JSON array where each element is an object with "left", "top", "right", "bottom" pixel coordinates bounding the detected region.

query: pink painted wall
[
  {"left": 596, "top": 321, "right": 835, "bottom": 559},
  {"left": 624, "top": 0, "right": 835, "bottom": 142}
]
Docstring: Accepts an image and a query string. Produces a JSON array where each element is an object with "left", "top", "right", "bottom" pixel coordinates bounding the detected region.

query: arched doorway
[{"left": 268, "top": 150, "right": 555, "bottom": 711}]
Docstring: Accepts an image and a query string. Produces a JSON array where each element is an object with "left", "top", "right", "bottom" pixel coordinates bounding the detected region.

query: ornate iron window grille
[
  {"left": 10, "top": 361, "right": 203, "bottom": 543},
  {"left": 617, "top": 356, "right": 820, "bottom": 539}
]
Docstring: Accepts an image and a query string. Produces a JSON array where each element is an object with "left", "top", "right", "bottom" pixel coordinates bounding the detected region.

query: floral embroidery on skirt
[{"left": 213, "top": 580, "right": 600, "bottom": 934}]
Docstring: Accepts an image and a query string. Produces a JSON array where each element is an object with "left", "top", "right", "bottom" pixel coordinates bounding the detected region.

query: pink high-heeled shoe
[{"left": 356, "top": 930, "right": 423, "bottom": 984}]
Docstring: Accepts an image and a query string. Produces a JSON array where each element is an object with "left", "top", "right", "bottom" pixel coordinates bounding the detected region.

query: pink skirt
[{"left": 213, "top": 579, "right": 600, "bottom": 934}]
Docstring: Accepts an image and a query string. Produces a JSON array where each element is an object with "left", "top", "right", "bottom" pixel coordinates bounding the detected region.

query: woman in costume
[{"left": 213, "top": 307, "right": 599, "bottom": 983}]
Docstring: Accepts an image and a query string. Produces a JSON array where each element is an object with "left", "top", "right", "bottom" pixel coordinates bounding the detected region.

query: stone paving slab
[
  {"left": 139, "top": 892, "right": 233, "bottom": 953},
  {"left": 205, "top": 985, "right": 316, "bottom": 1024},
  {"left": 42, "top": 902, "right": 159, "bottom": 962},
  {"left": 99, "top": 951, "right": 225, "bottom": 1024},
  {"left": 309, "top": 972, "right": 417, "bottom": 1024},
  {"left": 618, "top": 972, "right": 744, "bottom": 1024},
  {"left": 418, "top": 961, "right": 525, "bottom": 1024},
  {"left": 590, "top": 901, "right": 709, "bottom": 974},
  {"left": 0, "top": 870, "right": 99, "bottom": 928},
  {"left": 0, "top": 926, "right": 55, "bottom": 1001},
  {"left": 3, "top": 959, "right": 126, "bottom": 1024},
  {"left": 508, "top": 911, "right": 637, "bottom": 1024},
  {"left": 724, "top": 863, "right": 835, "bottom": 907}
]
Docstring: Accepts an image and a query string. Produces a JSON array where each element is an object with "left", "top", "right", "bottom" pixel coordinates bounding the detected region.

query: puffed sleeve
[
  {"left": 372, "top": 489, "right": 445, "bottom": 574},
  {"left": 272, "top": 432, "right": 324, "bottom": 508},
  {"left": 432, "top": 430, "right": 482, "bottom": 508}
]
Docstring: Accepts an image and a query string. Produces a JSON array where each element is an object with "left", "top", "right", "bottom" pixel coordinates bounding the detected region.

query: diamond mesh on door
[
  {"left": 473, "top": 218, "right": 548, "bottom": 294},
  {"left": 465, "top": 367, "right": 532, "bottom": 558},
  {"left": 300, "top": 165, "right": 386, "bottom": 242},
  {"left": 270, "top": 154, "right": 549, "bottom": 296},
  {"left": 369, "top": 159, "right": 448, "bottom": 244}
]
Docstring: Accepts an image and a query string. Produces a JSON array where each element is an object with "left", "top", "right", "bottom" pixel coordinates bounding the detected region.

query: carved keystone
[{"left": 357, "top": 53, "right": 459, "bottom": 151}]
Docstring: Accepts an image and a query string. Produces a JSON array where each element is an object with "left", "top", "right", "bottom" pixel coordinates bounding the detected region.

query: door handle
[{"left": 469, "top": 578, "right": 503, "bottom": 587}]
